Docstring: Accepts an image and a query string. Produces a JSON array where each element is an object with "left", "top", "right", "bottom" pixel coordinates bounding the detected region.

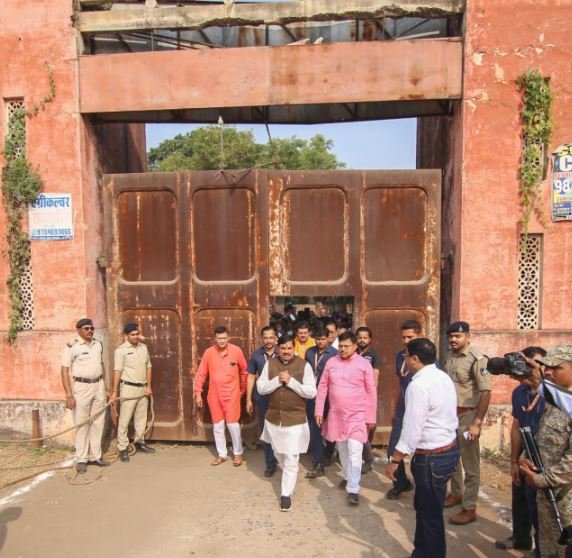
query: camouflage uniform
[{"left": 533, "top": 403, "right": 572, "bottom": 558}]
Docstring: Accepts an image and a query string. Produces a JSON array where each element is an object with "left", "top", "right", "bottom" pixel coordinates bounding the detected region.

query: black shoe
[
  {"left": 494, "top": 537, "right": 532, "bottom": 551},
  {"left": 305, "top": 464, "right": 325, "bottom": 479},
  {"left": 119, "top": 450, "right": 130, "bottom": 462},
  {"left": 386, "top": 480, "right": 414, "bottom": 500},
  {"left": 280, "top": 496, "right": 292, "bottom": 512},
  {"left": 338, "top": 479, "right": 347, "bottom": 490},
  {"left": 135, "top": 443, "right": 155, "bottom": 454},
  {"left": 361, "top": 461, "right": 372, "bottom": 474},
  {"left": 75, "top": 462, "right": 87, "bottom": 474},
  {"left": 264, "top": 466, "right": 277, "bottom": 478},
  {"left": 386, "top": 487, "right": 402, "bottom": 500},
  {"left": 348, "top": 493, "right": 359, "bottom": 505},
  {"left": 88, "top": 459, "right": 111, "bottom": 467}
]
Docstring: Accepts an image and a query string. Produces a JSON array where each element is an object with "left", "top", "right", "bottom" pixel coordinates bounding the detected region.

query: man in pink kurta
[
  {"left": 194, "top": 326, "right": 248, "bottom": 466},
  {"left": 316, "top": 331, "right": 377, "bottom": 505}
]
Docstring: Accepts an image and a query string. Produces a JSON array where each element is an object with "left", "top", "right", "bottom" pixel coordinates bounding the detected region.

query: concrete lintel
[
  {"left": 90, "top": 100, "right": 452, "bottom": 125},
  {"left": 76, "top": 0, "right": 465, "bottom": 33},
  {"left": 79, "top": 39, "right": 462, "bottom": 114}
]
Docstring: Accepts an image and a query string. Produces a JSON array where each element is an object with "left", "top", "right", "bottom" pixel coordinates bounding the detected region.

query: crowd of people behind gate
[{"left": 61, "top": 308, "right": 572, "bottom": 558}]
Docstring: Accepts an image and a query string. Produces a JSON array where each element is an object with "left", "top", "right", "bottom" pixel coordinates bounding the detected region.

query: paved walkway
[{"left": 0, "top": 445, "right": 529, "bottom": 558}]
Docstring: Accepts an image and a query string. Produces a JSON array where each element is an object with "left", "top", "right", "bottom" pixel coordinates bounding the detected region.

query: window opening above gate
[
  {"left": 270, "top": 296, "right": 354, "bottom": 336},
  {"left": 84, "top": 16, "right": 459, "bottom": 55},
  {"left": 77, "top": 0, "right": 462, "bottom": 54}
]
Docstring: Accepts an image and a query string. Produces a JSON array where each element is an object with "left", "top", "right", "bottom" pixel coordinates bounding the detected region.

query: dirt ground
[{"left": 0, "top": 443, "right": 533, "bottom": 558}]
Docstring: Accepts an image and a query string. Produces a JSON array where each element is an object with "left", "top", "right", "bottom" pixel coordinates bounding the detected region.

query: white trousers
[
  {"left": 275, "top": 452, "right": 300, "bottom": 497},
  {"left": 337, "top": 438, "right": 364, "bottom": 494},
  {"left": 213, "top": 420, "right": 243, "bottom": 458}
]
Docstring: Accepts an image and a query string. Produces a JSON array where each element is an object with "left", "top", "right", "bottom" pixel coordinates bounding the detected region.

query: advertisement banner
[{"left": 552, "top": 144, "right": 572, "bottom": 221}]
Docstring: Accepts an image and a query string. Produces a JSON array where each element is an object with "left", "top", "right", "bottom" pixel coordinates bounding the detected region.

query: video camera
[{"left": 486, "top": 352, "right": 532, "bottom": 378}]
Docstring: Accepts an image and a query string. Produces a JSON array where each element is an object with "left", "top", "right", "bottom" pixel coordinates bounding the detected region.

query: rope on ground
[
  {"left": 0, "top": 395, "right": 155, "bottom": 489},
  {"left": 0, "top": 395, "right": 149, "bottom": 445}
]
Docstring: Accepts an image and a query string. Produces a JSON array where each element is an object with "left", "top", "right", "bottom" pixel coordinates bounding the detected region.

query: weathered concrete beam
[
  {"left": 89, "top": 99, "right": 452, "bottom": 125},
  {"left": 76, "top": 0, "right": 464, "bottom": 33},
  {"left": 79, "top": 38, "right": 462, "bottom": 114}
]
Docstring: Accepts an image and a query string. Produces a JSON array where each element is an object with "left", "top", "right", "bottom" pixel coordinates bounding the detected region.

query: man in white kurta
[{"left": 257, "top": 334, "right": 317, "bottom": 512}]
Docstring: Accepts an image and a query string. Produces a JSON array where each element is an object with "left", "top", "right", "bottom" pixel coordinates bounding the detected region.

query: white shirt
[
  {"left": 256, "top": 360, "right": 317, "bottom": 401},
  {"left": 395, "top": 363, "right": 458, "bottom": 455},
  {"left": 257, "top": 360, "right": 316, "bottom": 454}
]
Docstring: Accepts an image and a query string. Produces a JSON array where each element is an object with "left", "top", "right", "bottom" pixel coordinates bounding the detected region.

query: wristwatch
[{"left": 389, "top": 457, "right": 402, "bottom": 464}]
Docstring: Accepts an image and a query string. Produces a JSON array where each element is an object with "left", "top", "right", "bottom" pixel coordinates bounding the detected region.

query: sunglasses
[{"left": 81, "top": 326, "right": 95, "bottom": 331}]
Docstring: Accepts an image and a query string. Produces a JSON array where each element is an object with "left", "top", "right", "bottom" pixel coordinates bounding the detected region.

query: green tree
[{"left": 148, "top": 126, "right": 345, "bottom": 171}]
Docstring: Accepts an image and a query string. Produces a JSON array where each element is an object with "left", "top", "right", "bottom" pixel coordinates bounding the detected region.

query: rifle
[{"left": 520, "top": 426, "right": 571, "bottom": 546}]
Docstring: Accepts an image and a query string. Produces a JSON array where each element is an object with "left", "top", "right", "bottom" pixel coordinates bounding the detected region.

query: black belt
[
  {"left": 121, "top": 380, "right": 147, "bottom": 387},
  {"left": 73, "top": 375, "right": 102, "bottom": 384}
]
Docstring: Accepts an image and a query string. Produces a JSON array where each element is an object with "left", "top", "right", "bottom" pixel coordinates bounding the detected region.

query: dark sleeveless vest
[{"left": 265, "top": 356, "right": 307, "bottom": 427}]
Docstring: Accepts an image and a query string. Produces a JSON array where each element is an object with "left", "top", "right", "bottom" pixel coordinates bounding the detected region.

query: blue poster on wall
[{"left": 552, "top": 144, "right": 572, "bottom": 221}]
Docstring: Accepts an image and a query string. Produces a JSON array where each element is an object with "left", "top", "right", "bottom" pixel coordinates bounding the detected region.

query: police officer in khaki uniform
[
  {"left": 111, "top": 323, "right": 154, "bottom": 462},
  {"left": 61, "top": 318, "right": 110, "bottom": 474},
  {"left": 443, "top": 321, "right": 491, "bottom": 525}
]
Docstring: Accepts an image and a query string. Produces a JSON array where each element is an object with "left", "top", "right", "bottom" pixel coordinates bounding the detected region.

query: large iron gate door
[{"left": 104, "top": 170, "right": 440, "bottom": 443}]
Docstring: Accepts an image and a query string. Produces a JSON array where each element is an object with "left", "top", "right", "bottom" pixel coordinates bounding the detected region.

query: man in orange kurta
[{"left": 194, "top": 326, "right": 248, "bottom": 466}]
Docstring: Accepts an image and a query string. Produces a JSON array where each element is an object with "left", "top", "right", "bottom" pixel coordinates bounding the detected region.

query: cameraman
[
  {"left": 520, "top": 345, "right": 572, "bottom": 558},
  {"left": 495, "top": 346, "right": 546, "bottom": 556}
]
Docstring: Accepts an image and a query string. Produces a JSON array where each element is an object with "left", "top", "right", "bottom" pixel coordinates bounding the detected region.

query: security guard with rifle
[{"left": 518, "top": 345, "right": 572, "bottom": 558}]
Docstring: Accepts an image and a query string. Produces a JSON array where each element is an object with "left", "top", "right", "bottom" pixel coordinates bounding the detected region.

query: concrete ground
[{"left": 0, "top": 444, "right": 531, "bottom": 558}]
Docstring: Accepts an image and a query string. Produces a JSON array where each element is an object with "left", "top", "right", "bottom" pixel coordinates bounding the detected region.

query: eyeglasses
[{"left": 81, "top": 326, "right": 95, "bottom": 331}]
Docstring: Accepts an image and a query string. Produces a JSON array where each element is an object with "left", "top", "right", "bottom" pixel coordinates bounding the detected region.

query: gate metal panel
[
  {"left": 360, "top": 171, "right": 441, "bottom": 442},
  {"left": 105, "top": 169, "right": 440, "bottom": 443},
  {"left": 188, "top": 171, "right": 266, "bottom": 443},
  {"left": 267, "top": 170, "right": 440, "bottom": 443},
  {"left": 104, "top": 172, "right": 190, "bottom": 440}
]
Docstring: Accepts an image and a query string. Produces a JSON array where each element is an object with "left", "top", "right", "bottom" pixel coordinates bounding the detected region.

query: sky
[{"left": 145, "top": 119, "right": 417, "bottom": 170}]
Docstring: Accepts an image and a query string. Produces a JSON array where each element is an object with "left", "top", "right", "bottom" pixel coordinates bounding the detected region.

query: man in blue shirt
[
  {"left": 305, "top": 325, "right": 338, "bottom": 479},
  {"left": 246, "top": 326, "right": 279, "bottom": 477},
  {"left": 496, "top": 346, "right": 546, "bottom": 556},
  {"left": 386, "top": 320, "right": 422, "bottom": 499},
  {"left": 356, "top": 326, "right": 382, "bottom": 474}
]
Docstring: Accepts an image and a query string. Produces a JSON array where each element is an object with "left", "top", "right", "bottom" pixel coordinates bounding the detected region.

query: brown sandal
[
  {"left": 211, "top": 456, "right": 227, "bottom": 466},
  {"left": 233, "top": 455, "right": 243, "bottom": 467}
]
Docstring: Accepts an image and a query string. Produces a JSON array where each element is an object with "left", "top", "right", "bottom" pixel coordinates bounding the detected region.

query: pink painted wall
[
  {"left": 460, "top": 0, "right": 572, "bottom": 337},
  {"left": 0, "top": 0, "right": 105, "bottom": 400},
  {"left": 458, "top": 0, "right": 572, "bottom": 404},
  {"left": 420, "top": 1, "right": 571, "bottom": 408},
  {"left": 0, "top": 11, "right": 149, "bottom": 404},
  {"left": 430, "top": 0, "right": 572, "bottom": 407}
]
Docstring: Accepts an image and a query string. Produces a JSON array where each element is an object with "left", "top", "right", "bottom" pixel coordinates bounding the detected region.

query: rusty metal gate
[{"left": 103, "top": 170, "right": 441, "bottom": 443}]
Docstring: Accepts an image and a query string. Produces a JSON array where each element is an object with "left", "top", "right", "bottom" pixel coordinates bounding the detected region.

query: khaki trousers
[
  {"left": 450, "top": 410, "right": 481, "bottom": 510},
  {"left": 117, "top": 383, "right": 148, "bottom": 451},
  {"left": 72, "top": 379, "right": 106, "bottom": 462}
]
